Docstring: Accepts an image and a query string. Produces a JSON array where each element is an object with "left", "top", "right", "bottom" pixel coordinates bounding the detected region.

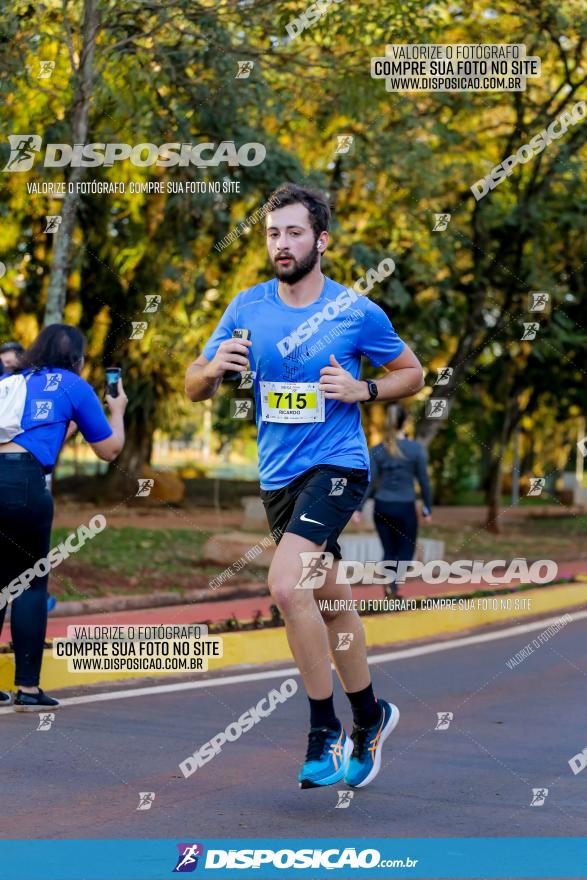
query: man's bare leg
[
  {"left": 266, "top": 532, "right": 333, "bottom": 698},
  {"left": 313, "top": 561, "right": 371, "bottom": 693}
]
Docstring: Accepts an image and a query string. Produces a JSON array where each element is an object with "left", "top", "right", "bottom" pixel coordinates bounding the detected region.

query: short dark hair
[
  {"left": 0, "top": 341, "right": 24, "bottom": 355},
  {"left": 17, "top": 324, "right": 87, "bottom": 374},
  {"left": 266, "top": 182, "right": 331, "bottom": 239}
]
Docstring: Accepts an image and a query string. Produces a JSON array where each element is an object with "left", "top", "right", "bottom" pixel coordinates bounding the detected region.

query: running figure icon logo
[
  {"left": 426, "top": 399, "right": 448, "bottom": 419},
  {"left": 3, "top": 134, "right": 42, "bottom": 172},
  {"left": 173, "top": 843, "right": 204, "bottom": 873},
  {"left": 527, "top": 477, "right": 545, "bottom": 496},
  {"left": 434, "top": 367, "right": 453, "bottom": 386},
  {"left": 231, "top": 399, "right": 254, "bottom": 419},
  {"left": 235, "top": 60, "right": 254, "bottom": 78},
  {"left": 335, "top": 790, "right": 354, "bottom": 808},
  {"left": 435, "top": 712, "right": 453, "bottom": 731},
  {"left": 329, "top": 477, "right": 347, "bottom": 496},
  {"left": 432, "top": 213, "right": 451, "bottom": 231},
  {"left": 44, "top": 215, "right": 62, "bottom": 233},
  {"left": 528, "top": 292, "right": 549, "bottom": 312},
  {"left": 136, "top": 792, "right": 155, "bottom": 811},
  {"left": 136, "top": 478, "right": 155, "bottom": 497},
  {"left": 336, "top": 632, "right": 354, "bottom": 651},
  {"left": 521, "top": 322, "right": 539, "bottom": 341},
  {"left": 33, "top": 400, "right": 53, "bottom": 420},
  {"left": 530, "top": 788, "right": 549, "bottom": 806},
  {"left": 36, "top": 713, "right": 55, "bottom": 731},
  {"left": 297, "top": 552, "right": 334, "bottom": 590}
]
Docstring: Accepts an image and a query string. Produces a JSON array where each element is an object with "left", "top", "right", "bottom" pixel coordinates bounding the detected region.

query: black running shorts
[{"left": 260, "top": 464, "right": 369, "bottom": 560}]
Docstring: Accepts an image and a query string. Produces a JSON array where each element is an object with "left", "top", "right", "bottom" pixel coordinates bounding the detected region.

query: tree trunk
[
  {"left": 44, "top": 0, "right": 101, "bottom": 326},
  {"left": 485, "top": 393, "right": 520, "bottom": 533}
]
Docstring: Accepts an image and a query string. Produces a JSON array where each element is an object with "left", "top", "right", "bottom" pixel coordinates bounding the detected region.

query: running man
[{"left": 185, "top": 183, "right": 424, "bottom": 789}]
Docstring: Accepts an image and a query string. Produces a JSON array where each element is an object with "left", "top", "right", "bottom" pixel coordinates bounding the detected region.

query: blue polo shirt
[
  {"left": 202, "top": 275, "right": 406, "bottom": 489},
  {"left": 0, "top": 367, "right": 112, "bottom": 471}
]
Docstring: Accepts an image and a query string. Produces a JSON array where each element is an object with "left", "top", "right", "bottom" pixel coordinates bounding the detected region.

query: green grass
[
  {"left": 422, "top": 515, "right": 587, "bottom": 561},
  {"left": 51, "top": 526, "right": 212, "bottom": 578}
]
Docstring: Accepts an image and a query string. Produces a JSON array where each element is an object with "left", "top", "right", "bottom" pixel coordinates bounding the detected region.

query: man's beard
[{"left": 272, "top": 243, "right": 319, "bottom": 284}]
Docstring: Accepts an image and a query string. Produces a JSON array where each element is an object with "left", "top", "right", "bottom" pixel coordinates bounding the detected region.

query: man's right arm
[{"left": 185, "top": 338, "right": 252, "bottom": 402}]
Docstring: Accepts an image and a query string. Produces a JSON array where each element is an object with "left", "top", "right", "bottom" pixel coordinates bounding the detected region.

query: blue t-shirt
[
  {"left": 202, "top": 276, "right": 406, "bottom": 489},
  {"left": 0, "top": 367, "right": 112, "bottom": 471}
]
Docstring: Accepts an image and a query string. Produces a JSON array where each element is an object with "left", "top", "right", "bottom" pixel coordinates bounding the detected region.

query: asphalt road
[{"left": 1, "top": 613, "right": 586, "bottom": 841}]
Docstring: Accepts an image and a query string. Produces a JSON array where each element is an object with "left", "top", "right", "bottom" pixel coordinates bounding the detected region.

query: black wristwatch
[{"left": 361, "top": 380, "right": 378, "bottom": 403}]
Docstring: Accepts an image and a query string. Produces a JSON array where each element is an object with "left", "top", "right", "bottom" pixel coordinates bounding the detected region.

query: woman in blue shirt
[
  {"left": 355, "top": 404, "right": 432, "bottom": 597},
  {"left": 0, "top": 324, "right": 127, "bottom": 710}
]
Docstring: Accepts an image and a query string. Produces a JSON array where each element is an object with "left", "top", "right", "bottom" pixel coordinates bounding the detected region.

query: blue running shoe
[
  {"left": 344, "top": 699, "right": 399, "bottom": 788},
  {"left": 299, "top": 723, "right": 353, "bottom": 789}
]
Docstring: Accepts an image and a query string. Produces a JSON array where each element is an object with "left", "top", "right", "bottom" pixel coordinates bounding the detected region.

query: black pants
[
  {"left": 373, "top": 500, "right": 418, "bottom": 577},
  {"left": 0, "top": 454, "right": 54, "bottom": 687}
]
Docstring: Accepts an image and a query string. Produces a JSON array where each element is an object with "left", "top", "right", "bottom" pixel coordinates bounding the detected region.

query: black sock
[
  {"left": 308, "top": 693, "right": 339, "bottom": 730},
  {"left": 346, "top": 682, "right": 380, "bottom": 728}
]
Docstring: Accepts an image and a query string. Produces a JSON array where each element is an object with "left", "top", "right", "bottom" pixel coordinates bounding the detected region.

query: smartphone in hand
[{"left": 105, "top": 366, "right": 121, "bottom": 398}]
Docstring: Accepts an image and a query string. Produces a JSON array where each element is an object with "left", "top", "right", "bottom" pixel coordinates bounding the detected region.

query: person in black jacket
[{"left": 354, "top": 403, "right": 432, "bottom": 597}]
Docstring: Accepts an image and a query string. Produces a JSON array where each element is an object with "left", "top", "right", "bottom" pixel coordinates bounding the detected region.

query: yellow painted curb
[{"left": 0, "top": 584, "right": 585, "bottom": 691}]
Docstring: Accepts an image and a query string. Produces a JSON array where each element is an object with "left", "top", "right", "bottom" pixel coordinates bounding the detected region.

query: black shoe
[
  {"left": 0, "top": 691, "right": 12, "bottom": 705},
  {"left": 13, "top": 688, "right": 60, "bottom": 712}
]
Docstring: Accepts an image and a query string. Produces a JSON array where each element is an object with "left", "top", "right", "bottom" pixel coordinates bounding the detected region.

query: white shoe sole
[{"left": 349, "top": 703, "right": 400, "bottom": 789}]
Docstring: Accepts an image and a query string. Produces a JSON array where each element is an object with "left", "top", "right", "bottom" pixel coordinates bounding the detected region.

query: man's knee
[{"left": 268, "top": 572, "right": 312, "bottom": 616}]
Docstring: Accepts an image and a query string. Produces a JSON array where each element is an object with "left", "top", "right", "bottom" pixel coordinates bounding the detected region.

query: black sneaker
[
  {"left": 0, "top": 691, "right": 12, "bottom": 705},
  {"left": 13, "top": 688, "right": 60, "bottom": 712}
]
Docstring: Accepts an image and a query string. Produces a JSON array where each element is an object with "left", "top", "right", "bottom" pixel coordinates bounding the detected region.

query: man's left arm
[{"left": 319, "top": 346, "right": 424, "bottom": 403}]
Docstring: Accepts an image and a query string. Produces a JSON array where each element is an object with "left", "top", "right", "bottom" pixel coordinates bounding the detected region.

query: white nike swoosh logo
[{"left": 300, "top": 513, "right": 324, "bottom": 525}]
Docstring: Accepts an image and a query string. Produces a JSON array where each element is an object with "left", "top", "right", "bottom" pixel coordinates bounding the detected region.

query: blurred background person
[
  {"left": 0, "top": 324, "right": 127, "bottom": 710},
  {"left": 353, "top": 403, "right": 432, "bottom": 598},
  {"left": 0, "top": 341, "right": 25, "bottom": 375}
]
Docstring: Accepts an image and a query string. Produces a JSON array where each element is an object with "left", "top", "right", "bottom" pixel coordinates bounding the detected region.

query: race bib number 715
[{"left": 260, "top": 381, "right": 325, "bottom": 423}]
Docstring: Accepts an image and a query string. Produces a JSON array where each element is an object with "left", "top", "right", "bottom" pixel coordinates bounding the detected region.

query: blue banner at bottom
[{"left": 0, "top": 838, "right": 585, "bottom": 880}]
